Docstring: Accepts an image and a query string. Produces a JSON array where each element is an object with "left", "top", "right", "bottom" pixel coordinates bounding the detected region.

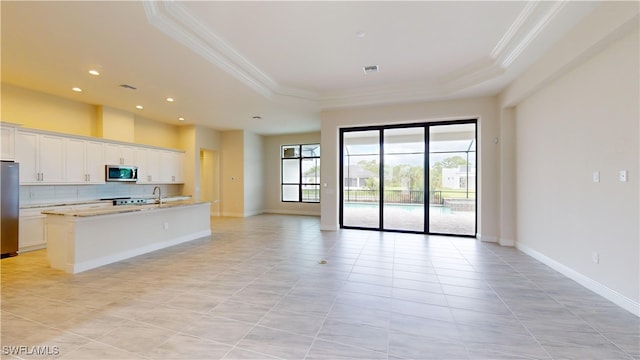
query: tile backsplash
[{"left": 20, "top": 183, "right": 184, "bottom": 206}]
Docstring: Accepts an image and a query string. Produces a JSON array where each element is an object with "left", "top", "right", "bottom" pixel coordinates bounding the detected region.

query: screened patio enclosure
[{"left": 340, "top": 121, "right": 476, "bottom": 236}]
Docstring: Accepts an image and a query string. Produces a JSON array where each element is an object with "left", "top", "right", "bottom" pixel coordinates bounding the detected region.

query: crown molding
[
  {"left": 143, "top": 0, "right": 317, "bottom": 101},
  {"left": 495, "top": 1, "right": 568, "bottom": 68},
  {"left": 144, "top": 0, "right": 574, "bottom": 109},
  {"left": 438, "top": 1, "right": 569, "bottom": 95},
  {"left": 319, "top": 81, "right": 444, "bottom": 110}
]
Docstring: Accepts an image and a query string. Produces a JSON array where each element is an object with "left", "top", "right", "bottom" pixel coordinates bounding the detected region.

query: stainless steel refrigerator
[{"left": 1, "top": 161, "right": 19, "bottom": 258}]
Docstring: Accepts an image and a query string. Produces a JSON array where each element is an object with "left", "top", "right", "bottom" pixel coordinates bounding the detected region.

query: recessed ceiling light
[
  {"left": 72, "top": 87, "right": 82, "bottom": 92},
  {"left": 135, "top": 105, "right": 143, "bottom": 110},
  {"left": 178, "top": 117, "right": 185, "bottom": 121},
  {"left": 88, "top": 69, "right": 100, "bottom": 76},
  {"left": 166, "top": 97, "right": 174, "bottom": 102}
]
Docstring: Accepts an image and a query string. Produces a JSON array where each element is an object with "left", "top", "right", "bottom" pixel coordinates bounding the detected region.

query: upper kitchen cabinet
[
  {"left": 65, "top": 138, "right": 105, "bottom": 184},
  {"left": 0, "top": 123, "right": 16, "bottom": 161},
  {"left": 13, "top": 127, "right": 185, "bottom": 185},
  {"left": 15, "top": 131, "right": 65, "bottom": 184},
  {"left": 104, "top": 143, "right": 137, "bottom": 166},
  {"left": 136, "top": 147, "right": 161, "bottom": 184},
  {"left": 161, "top": 150, "right": 184, "bottom": 183},
  {"left": 136, "top": 148, "right": 183, "bottom": 184}
]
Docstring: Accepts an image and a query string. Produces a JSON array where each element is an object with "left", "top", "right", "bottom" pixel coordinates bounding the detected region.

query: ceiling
[{"left": 1, "top": 1, "right": 599, "bottom": 135}]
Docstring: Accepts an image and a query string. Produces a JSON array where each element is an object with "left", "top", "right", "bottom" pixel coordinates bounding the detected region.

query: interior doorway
[
  {"left": 200, "top": 149, "right": 220, "bottom": 216},
  {"left": 340, "top": 120, "right": 476, "bottom": 236}
]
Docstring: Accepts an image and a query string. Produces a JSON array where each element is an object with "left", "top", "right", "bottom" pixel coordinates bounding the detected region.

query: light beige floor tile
[
  {"left": 1, "top": 215, "right": 637, "bottom": 359},
  {"left": 182, "top": 314, "right": 255, "bottom": 345},
  {"left": 147, "top": 333, "right": 233, "bottom": 359},
  {"left": 258, "top": 308, "right": 325, "bottom": 336},
  {"left": 96, "top": 319, "right": 177, "bottom": 354}
]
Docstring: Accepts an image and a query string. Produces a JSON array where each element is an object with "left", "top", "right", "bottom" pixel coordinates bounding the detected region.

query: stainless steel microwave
[{"left": 105, "top": 165, "right": 138, "bottom": 182}]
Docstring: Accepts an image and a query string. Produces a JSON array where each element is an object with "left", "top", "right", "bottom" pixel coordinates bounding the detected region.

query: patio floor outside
[{"left": 343, "top": 203, "right": 475, "bottom": 235}]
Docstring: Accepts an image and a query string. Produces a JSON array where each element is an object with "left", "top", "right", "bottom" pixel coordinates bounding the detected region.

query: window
[{"left": 281, "top": 144, "right": 320, "bottom": 202}]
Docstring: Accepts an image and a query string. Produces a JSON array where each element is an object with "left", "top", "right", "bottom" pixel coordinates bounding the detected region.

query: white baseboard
[
  {"left": 517, "top": 243, "right": 639, "bottom": 317},
  {"left": 320, "top": 223, "right": 338, "bottom": 231},
  {"left": 18, "top": 244, "right": 47, "bottom": 253},
  {"left": 479, "top": 234, "right": 497, "bottom": 243},
  {"left": 243, "top": 209, "right": 264, "bottom": 217},
  {"left": 220, "top": 212, "right": 245, "bottom": 217},
  {"left": 263, "top": 209, "right": 321, "bottom": 217},
  {"left": 499, "top": 237, "right": 515, "bottom": 247}
]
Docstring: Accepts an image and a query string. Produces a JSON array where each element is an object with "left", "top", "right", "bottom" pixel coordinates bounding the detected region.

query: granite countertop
[
  {"left": 20, "top": 200, "right": 114, "bottom": 209},
  {"left": 21, "top": 196, "right": 193, "bottom": 210},
  {"left": 42, "top": 200, "right": 208, "bottom": 217}
]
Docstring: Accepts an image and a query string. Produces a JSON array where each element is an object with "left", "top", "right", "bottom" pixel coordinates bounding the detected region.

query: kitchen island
[{"left": 43, "top": 201, "right": 211, "bottom": 273}]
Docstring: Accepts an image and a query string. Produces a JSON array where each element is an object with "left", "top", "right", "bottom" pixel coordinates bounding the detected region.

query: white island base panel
[{"left": 46, "top": 203, "right": 211, "bottom": 273}]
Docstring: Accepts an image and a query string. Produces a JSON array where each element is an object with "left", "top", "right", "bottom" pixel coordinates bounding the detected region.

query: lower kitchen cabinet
[
  {"left": 19, "top": 209, "right": 47, "bottom": 252},
  {"left": 19, "top": 202, "right": 113, "bottom": 252}
]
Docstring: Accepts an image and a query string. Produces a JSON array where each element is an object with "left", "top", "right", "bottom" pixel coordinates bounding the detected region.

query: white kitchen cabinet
[
  {"left": 161, "top": 150, "right": 184, "bottom": 183},
  {"left": 138, "top": 148, "right": 183, "bottom": 184},
  {"left": 15, "top": 131, "right": 65, "bottom": 184},
  {"left": 14, "top": 128, "right": 184, "bottom": 185},
  {"left": 65, "top": 138, "right": 105, "bottom": 184},
  {"left": 136, "top": 147, "right": 161, "bottom": 183},
  {"left": 19, "top": 208, "right": 47, "bottom": 252},
  {"left": 85, "top": 140, "right": 106, "bottom": 183},
  {"left": 104, "top": 143, "right": 137, "bottom": 166},
  {"left": 1, "top": 124, "right": 16, "bottom": 161}
]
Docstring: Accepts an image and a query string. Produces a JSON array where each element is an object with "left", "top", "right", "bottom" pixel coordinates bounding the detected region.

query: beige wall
[
  {"left": 97, "top": 106, "right": 134, "bottom": 143},
  {"left": 1, "top": 83, "right": 181, "bottom": 149},
  {"left": 135, "top": 116, "right": 180, "bottom": 149},
  {"left": 178, "top": 126, "right": 197, "bottom": 200},
  {"left": 514, "top": 28, "right": 639, "bottom": 306},
  {"left": 2, "top": 83, "right": 97, "bottom": 136},
  {"left": 178, "top": 125, "right": 222, "bottom": 204},
  {"left": 220, "top": 130, "right": 245, "bottom": 217},
  {"left": 263, "top": 132, "right": 321, "bottom": 215},
  {"left": 320, "top": 97, "right": 500, "bottom": 240}
]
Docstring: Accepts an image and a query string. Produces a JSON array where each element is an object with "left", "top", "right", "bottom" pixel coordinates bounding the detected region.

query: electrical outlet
[
  {"left": 592, "top": 251, "right": 599, "bottom": 264},
  {"left": 593, "top": 171, "right": 600, "bottom": 183},
  {"left": 619, "top": 170, "right": 628, "bottom": 182},
  {"left": 163, "top": 222, "right": 169, "bottom": 230}
]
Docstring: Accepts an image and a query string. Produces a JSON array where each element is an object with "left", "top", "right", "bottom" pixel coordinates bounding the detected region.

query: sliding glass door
[
  {"left": 383, "top": 127, "right": 425, "bottom": 232},
  {"left": 428, "top": 123, "right": 476, "bottom": 236},
  {"left": 340, "top": 121, "right": 476, "bottom": 236},
  {"left": 342, "top": 130, "right": 380, "bottom": 228}
]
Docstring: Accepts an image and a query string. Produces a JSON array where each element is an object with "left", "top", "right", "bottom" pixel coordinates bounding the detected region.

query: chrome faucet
[{"left": 153, "top": 186, "right": 162, "bottom": 206}]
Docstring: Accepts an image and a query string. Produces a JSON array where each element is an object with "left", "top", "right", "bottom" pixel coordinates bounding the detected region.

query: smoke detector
[{"left": 363, "top": 65, "right": 379, "bottom": 75}]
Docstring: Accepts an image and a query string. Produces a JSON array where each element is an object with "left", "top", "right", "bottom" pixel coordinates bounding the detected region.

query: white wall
[
  {"left": 263, "top": 132, "right": 321, "bottom": 216},
  {"left": 243, "top": 130, "right": 264, "bottom": 216},
  {"left": 320, "top": 97, "right": 500, "bottom": 239},
  {"left": 514, "top": 28, "right": 639, "bottom": 309}
]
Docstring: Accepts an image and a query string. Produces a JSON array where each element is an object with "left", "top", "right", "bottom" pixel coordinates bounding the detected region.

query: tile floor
[{"left": 1, "top": 214, "right": 638, "bottom": 359}]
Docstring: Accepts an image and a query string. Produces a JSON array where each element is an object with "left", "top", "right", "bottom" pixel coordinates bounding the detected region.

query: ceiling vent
[
  {"left": 363, "top": 65, "right": 379, "bottom": 75},
  {"left": 119, "top": 84, "right": 137, "bottom": 90}
]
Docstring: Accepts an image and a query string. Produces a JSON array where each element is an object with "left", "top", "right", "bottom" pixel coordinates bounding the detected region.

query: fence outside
[{"left": 342, "top": 189, "right": 475, "bottom": 205}]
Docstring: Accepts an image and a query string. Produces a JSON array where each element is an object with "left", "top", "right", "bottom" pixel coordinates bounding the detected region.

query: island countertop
[{"left": 42, "top": 200, "right": 207, "bottom": 217}]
